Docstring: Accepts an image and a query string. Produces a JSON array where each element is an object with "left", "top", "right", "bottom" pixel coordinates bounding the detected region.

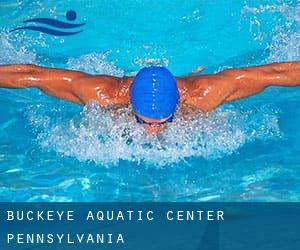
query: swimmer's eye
[
  {"left": 134, "top": 115, "right": 174, "bottom": 125},
  {"left": 135, "top": 115, "right": 146, "bottom": 124}
]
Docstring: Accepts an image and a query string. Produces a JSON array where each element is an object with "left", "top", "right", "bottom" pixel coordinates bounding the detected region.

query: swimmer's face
[{"left": 135, "top": 114, "right": 171, "bottom": 135}]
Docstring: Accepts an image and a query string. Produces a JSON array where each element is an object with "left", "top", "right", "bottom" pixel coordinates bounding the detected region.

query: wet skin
[{"left": 0, "top": 62, "right": 300, "bottom": 133}]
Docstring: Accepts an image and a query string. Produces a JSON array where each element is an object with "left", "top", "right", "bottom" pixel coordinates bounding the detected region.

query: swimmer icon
[{"left": 10, "top": 10, "right": 85, "bottom": 36}]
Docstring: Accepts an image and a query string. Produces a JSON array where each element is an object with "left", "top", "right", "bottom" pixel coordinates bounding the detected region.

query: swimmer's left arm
[
  {"left": 182, "top": 62, "right": 300, "bottom": 111},
  {"left": 224, "top": 62, "right": 300, "bottom": 102}
]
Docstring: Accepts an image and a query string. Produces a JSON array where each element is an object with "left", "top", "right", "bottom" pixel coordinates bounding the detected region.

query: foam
[
  {"left": 268, "top": 5, "right": 300, "bottom": 62},
  {"left": 242, "top": 3, "right": 300, "bottom": 62},
  {"left": 26, "top": 101, "right": 281, "bottom": 167},
  {"left": 67, "top": 51, "right": 124, "bottom": 77},
  {"left": 0, "top": 31, "right": 36, "bottom": 64}
]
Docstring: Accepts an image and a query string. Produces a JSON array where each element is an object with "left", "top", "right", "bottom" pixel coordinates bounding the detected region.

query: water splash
[
  {"left": 133, "top": 57, "right": 169, "bottom": 67},
  {"left": 26, "top": 101, "right": 281, "bottom": 167},
  {"left": 242, "top": 2, "right": 300, "bottom": 62},
  {"left": 0, "top": 31, "right": 36, "bottom": 64},
  {"left": 67, "top": 51, "right": 124, "bottom": 76},
  {"left": 268, "top": 4, "right": 300, "bottom": 62},
  {"left": 181, "top": 8, "right": 201, "bottom": 23},
  {"left": 242, "top": 3, "right": 288, "bottom": 15}
]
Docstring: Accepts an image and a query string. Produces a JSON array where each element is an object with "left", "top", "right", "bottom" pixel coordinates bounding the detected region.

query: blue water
[{"left": 0, "top": 0, "right": 299, "bottom": 201}]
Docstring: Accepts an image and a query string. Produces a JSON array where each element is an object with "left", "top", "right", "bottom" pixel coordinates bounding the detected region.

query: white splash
[
  {"left": 67, "top": 51, "right": 124, "bottom": 76},
  {"left": 0, "top": 31, "right": 36, "bottom": 64},
  {"left": 26, "top": 101, "right": 281, "bottom": 167},
  {"left": 268, "top": 5, "right": 300, "bottom": 62},
  {"left": 242, "top": 2, "right": 300, "bottom": 62}
]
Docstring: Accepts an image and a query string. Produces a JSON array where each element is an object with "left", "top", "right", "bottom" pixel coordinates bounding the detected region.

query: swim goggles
[{"left": 135, "top": 115, "right": 174, "bottom": 125}]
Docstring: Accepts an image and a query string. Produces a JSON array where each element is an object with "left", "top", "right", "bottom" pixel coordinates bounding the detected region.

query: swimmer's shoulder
[
  {"left": 176, "top": 73, "right": 237, "bottom": 112},
  {"left": 176, "top": 75, "right": 212, "bottom": 106},
  {"left": 72, "top": 75, "right": 132, "bottom": 106}
]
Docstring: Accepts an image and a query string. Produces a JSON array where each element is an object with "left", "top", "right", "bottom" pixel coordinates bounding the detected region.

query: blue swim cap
[{"left": 130, "top": 66, "right": 179, "bottom": 120}]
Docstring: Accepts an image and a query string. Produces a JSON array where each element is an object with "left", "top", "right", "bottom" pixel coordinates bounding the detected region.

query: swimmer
[{"left": 0, "top": 62, "right": 300, "bottom": 134}]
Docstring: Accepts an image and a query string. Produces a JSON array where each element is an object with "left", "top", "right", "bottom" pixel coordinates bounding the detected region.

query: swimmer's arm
[
  {"left": 0, "top": 64, "right": 129, "bottom": 105},
  {"left": 182, "top": 62, "right": 300, "bottom": 111},
  {"left": 0, "top": 64, "right": 89, "bottom": 103},
  {"left": 224, "top": 62, "right": 300, "bottom": 101}
]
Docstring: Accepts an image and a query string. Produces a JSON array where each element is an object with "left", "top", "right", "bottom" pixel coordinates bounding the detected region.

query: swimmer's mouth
[{"left": 134, "top": 115, "right": 174, "bottom": 125}]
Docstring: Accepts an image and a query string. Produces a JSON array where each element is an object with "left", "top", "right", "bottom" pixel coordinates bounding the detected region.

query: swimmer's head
[{"left": 129, "top": 66, "right": 179, "bottom": 131}]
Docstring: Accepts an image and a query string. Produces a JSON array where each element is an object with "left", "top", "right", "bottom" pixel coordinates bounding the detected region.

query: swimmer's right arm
[
  {"left": 0, "top": 64, "right": 88, "bottom": 104},
  {"left": 0, "top": 64, "right": 129, "bottom": 106}
]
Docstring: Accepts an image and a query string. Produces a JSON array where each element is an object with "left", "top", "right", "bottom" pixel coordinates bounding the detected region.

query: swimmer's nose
[{"left": 143, "top": 124, "right": 163, "bottom": 135}]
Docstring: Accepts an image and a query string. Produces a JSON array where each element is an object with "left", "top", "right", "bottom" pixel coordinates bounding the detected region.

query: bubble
[
  {"left": 26, "top": 101, "right": 281, "bottom": 167},
  {"left": 181, "top": 8, "right": 201, "bottom": 23}
]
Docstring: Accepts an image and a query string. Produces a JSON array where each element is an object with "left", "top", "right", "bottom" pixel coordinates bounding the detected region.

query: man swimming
[{"left": 0, "top": 62, "right": 300, "bottom": 134}]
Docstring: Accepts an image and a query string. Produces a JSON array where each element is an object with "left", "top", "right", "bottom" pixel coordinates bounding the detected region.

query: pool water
[{"left": 0, "top": 0, "right": 299, "bottom": 201}]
